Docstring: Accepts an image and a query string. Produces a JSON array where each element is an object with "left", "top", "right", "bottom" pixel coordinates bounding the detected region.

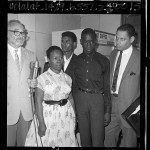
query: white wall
[
  {"left": 80, "top": 14, "right": 121, "bottom": 34},
  {"left": 8, "top": 14, "right": 121, "bottom": 71}
]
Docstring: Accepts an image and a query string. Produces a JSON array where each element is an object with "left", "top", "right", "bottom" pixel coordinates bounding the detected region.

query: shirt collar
[
  {"left": 47, "top": 67, "right": 63, "bottom": 76},
  {"left": 64, "top": 53, "right": 73, "bottom": 62},
  {"left": 8, "top": 44, "right": 21, "bottom": 52},
  {"left": 119, "top": 45, "right": 133, "bottom": 54},
  {"left": 82, "top": 51, "right": 96, "bottom": 59}
]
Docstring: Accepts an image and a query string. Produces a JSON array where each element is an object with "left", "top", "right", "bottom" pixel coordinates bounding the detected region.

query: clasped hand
[{"left": 27, "top": 79, "right": 38, "bottom": 88}]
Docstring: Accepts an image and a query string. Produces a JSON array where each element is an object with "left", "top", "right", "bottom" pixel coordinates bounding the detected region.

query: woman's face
[{"left": 49, "top": 49, "right": 64, "bottom": 73}]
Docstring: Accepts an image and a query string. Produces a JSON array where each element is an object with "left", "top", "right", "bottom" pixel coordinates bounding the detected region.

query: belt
[
  {"left": 112, "top": 93, "right": 118, "bottom": 97},
  {"left": 78, "top": 88, "right": 104, "bottom": 94},
  {"left": 44, "top": 99, "right": 68, "bottom": 106}
]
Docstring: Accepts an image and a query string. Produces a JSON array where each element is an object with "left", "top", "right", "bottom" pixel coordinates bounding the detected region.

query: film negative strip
[{"left": 7, "top": 1, "right": 141, "bottom": 13}]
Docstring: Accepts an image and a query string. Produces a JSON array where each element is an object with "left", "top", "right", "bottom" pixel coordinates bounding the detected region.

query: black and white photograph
[{"left": 2, "top": 0, "right": 146, "bottom": 148}]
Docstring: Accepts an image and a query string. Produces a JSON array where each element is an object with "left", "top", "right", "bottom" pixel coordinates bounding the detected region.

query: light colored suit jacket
[
  {"left": 110, "top": 47, "right": 140, "bottom": 128},
  {"left": 7, "top": 47, "right": 36, "bottom": 125}
]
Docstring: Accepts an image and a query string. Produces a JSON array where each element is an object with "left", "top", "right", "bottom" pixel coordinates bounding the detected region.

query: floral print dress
[{"left": 25, "top": 68, "right": 77, "bottom": 147}]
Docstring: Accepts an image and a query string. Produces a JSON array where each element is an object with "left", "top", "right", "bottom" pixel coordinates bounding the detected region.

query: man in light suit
[
  {"left": 7, "top": 19, "right": 37, "bottom": 146},
  {"left": 104, "top": 24, "right": 140, "bottom": 147}
]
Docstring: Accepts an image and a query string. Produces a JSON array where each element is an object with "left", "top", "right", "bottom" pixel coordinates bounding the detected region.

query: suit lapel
[
  {"left": 65, "top": 54, "right": 75, "bottom": 73},
  {"left": 20, "top": 47, "right": 26, "bottom": 72},
  {"left": 8, "top": 49, "right": 19, "bottom": 71},
  {"left": 121, "top": 48, "right": 137, "bottom": 82}
]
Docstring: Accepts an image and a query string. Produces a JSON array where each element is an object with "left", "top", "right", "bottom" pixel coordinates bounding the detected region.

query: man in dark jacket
[{"left": 73, "top": 28, "right": 111, "bottom": 147}]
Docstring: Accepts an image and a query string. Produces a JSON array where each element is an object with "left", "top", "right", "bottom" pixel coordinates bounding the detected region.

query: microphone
[
  {"left": 33, "top": 61, "right": 39, "bottom": 79},
  {"left": 29, "top": 61, "right": 39, "bottom": 94}
]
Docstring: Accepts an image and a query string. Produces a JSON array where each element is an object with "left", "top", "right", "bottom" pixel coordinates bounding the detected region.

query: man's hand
[{"left": 104, "top": 113, "right": 111, "bottom": 127}]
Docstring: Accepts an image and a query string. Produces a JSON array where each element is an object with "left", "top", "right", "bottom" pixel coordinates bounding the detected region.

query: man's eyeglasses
[{"left": 8, "top": 30, "right": 27, "bottom": 37}]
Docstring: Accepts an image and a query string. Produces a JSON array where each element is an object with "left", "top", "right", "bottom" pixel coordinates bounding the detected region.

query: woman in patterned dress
[{"left": 25, "top": 46, "right": 77, "bottom": 147}]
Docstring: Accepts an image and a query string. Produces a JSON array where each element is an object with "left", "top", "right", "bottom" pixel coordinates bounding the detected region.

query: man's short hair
[
  {"left": 62, "top": 31, "right": 77, "bottom": 43},
  {"left": 117, "top": 24, "right": 136, "bottom": 38},
  {"left": 81, "top": 28, "right": 97, "bottom": 40}
]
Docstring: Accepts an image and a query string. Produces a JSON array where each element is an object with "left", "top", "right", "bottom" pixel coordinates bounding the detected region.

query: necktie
[
  {"left": 112, "top": 50, "right": 123, "bottom": 92},
  {"left": 15, "top": 49, "right": 20, "bottom": 71}
]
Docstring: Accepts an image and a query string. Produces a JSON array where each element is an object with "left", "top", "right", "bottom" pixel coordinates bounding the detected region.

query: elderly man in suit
[
  {"left": 7, "top": 19, "right": 37, "bottom": 146},
  {"left": 104, "top": 24, "right": 140, "bottom": 147}
]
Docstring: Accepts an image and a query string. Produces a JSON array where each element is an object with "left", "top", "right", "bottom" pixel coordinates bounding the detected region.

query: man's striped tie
[
  {"left": 112, "top": 50, "right": 123, "bottom": 92},
  {"left": 15, "top": 49, "right": 20, "bottom": 71}
]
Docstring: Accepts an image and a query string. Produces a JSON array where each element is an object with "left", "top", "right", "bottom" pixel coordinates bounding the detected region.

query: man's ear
[{"left": 130, "top": 36, "right": 135, "bottom": 44}]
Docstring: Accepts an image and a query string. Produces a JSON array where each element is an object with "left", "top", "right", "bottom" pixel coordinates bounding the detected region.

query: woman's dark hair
[
  {"left": 46, "top": 46, "right": 63, "bottom": 59},
  {"left": 81, "top": 28, "right": 97, "bottom": 40},
  {"left": 62, "top": 31, "right": 77, "bottom": 43}
]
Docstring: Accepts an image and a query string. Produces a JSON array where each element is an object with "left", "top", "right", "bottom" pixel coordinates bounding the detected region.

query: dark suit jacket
[
  {"left": 65, "top": 54, "right": 77, "bottom": 80},
  {"left": 65, "top": 54, "right": 78, "bottom": 95}
]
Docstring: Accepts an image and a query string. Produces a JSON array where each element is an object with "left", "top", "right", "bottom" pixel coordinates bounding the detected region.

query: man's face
[
  {"left": 61, "top": 36, "right": 75, "bottom": 54},
  {"left": 7, "top": 22, "right": 26, "bottom": 48},
  {"left": 116, "top": 30, "right": 134, "bottom": 51},
  {"left": 81, "top": 34, "right": 96, "bottom": 54}
]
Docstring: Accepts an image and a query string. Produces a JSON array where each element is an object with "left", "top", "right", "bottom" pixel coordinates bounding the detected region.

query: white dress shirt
[
  {"left": 111, "top": 45, "right": 133, "bottom": 94},
  {"left": 63, "top": 54, "right": 73, "bottom": 72},
  {"left": 8, "top": 44, "right": 21, "bottom": 63}
]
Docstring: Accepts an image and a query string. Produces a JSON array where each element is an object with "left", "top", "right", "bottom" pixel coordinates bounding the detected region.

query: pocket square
[{"left": 130, "top": 72, "right": 136, "bottom": 76}]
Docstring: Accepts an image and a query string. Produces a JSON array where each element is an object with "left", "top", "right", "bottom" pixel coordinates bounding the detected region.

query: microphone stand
[{"left": 30, "top": 61, "right": 43, "bottom": 147}]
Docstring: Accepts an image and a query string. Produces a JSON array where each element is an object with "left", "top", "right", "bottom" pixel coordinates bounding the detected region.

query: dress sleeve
[{"left": 37, "top": 75, "right": 45, "bottom": 91}]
